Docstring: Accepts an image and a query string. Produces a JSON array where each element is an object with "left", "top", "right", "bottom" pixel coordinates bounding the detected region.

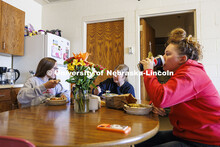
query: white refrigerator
[{"left": 14, "top": 33, "right": 71, "bottom": 93}]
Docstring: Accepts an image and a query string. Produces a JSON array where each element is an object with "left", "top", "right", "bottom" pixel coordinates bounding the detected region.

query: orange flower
[{"left": 73, "top": 52, "right": 90, "bottom": 61}]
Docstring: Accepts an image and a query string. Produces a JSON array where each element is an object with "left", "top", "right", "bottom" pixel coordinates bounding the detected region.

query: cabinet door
[
  {"left": 11, "top": 88, "right": 20, "bottom": 109},
  {"left": 0, "top": 89, "right": 12, "bottom": 112},
  {"left": 0, "top": 101, "right": 12, "bottom": 112},
  {"left": 0, "top": 88, "right": 11, "bottom": 101},
  {"left": 0, "top": 1, "right": 25, "bottom": 56}
]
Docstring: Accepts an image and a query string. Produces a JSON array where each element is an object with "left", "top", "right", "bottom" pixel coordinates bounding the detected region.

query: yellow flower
[
  {"left": 65, "top": 52, "right": 106, "bottom": 91},
  {"left": 72, "top": 59, "right": 78, "bottom": 66},
  {"left": 67, "top": 63, "right": 75, "bottom": 71},
  {"left": 77, "top": 59, "right": 86, "bottom": 66}
]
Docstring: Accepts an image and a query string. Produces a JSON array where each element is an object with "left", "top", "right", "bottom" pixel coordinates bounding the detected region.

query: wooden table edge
[
  {"left": 1, "top": 105, "right": 160, "bottom": 147},
  {"left": 80, "top": 122, "right": 159, "bottom": 147}
]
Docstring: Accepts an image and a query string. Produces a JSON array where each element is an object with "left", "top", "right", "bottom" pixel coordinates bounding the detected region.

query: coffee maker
[
  {"left": 0, "top": 67, "right": 7, "bottom": 84},
  {"left": 6, "top": 68, "right": 20, "bottom": 85}
]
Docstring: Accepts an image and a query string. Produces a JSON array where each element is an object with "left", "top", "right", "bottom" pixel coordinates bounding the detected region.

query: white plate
[
  {"left": 123, "top": 104, "right": 152, "bottom": 115},
  {"left": 102, "top": 93, "right": 118, "bottom": 97}
]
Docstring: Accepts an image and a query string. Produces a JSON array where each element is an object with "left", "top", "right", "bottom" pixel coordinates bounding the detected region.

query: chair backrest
[{"left": 0, "top": 136, "right": 35, "bottom": 147}]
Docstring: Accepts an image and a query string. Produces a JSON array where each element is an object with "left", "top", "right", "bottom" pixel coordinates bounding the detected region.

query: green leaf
[
  {"left": 91, "top": 83, "right": 96, "bottom": 88},
  {"left": 79, "top": 66, "right": 83, "bottom": 70},
  {"left": 64, "top": 61, "right": 68, "bottom": 65},
  {"left": 69, "top": 76, "right": 75, "bottom": 80}
]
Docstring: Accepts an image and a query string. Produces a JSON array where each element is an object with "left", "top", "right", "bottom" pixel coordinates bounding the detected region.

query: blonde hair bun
[
  {"left": 187, "top": 35, "right": 193, "bottom": 43},
  {"left": 168, "top": 28, "right": 186, "bottom": 43},
  {"left": 167, "top": 28, "right": 202, "bottom": 61}
]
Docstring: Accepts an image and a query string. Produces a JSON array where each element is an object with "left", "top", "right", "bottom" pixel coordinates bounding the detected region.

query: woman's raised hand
[
  {"left": 140, "top": 57, "right": 154, "bottom": 71},
  {"left": 44, "top": 80, "right": 60, "bottom": 89}
]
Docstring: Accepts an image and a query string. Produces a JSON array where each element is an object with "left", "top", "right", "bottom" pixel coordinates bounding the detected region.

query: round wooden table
[{"left": 0, "top": 103, "right": 159, "bottom": 146}]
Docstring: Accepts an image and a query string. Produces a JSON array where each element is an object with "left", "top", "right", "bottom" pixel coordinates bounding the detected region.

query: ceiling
[{"left": 34, "top": 0, "right": 75, "bottom": 5}]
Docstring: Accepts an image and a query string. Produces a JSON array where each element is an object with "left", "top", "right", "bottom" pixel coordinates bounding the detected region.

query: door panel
[
  {"left": 87, "top": 20, "right": 124, "bottom": 86},
  {"left": 140, "top": 18, "right": 155, "bottom": 101}
]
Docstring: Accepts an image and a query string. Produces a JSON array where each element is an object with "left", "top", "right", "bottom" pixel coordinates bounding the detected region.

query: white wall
[
  {"left": 0, "top": 0, "right": 42, "bottom": 68},
  {"left": 42, "top": 0, "right": 220, "bottom": 98}
]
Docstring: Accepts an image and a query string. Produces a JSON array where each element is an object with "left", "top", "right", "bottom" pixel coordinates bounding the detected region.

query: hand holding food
[{"left": 44, "top": 80, "right": 60, "bottom": 89}]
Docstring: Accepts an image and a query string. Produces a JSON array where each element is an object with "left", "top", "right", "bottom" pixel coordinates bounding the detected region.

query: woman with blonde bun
[{"left": 136, "top": 28, "right": 220, "bottom": 147}]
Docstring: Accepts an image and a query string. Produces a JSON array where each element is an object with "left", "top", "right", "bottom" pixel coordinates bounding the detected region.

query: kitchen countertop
[{"left": 0, "top": 84, "right": 24, "bottom": 89}]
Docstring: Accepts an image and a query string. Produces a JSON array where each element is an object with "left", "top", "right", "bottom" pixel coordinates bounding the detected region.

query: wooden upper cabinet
[{"left": 0, "top": 1, "right": 25, "bottom": 56}]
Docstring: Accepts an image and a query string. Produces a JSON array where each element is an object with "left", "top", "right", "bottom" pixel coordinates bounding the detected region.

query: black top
[{"left": 93, "top": 78, "right": 135, "bottom": 97}]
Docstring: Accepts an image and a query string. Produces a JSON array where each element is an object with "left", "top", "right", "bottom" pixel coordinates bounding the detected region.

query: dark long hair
[{"left": 35, "top": 57, "right": 56, "bottom": 77}]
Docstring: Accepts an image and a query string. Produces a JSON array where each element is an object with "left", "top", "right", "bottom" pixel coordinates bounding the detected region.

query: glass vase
[{"left": 74, "top": 89, "right": 89, "bottom": 113}]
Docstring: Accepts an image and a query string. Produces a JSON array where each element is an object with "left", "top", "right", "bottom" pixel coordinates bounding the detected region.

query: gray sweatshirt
[{"left": 17, "top": 77, "right": 70, "bottom": 108}]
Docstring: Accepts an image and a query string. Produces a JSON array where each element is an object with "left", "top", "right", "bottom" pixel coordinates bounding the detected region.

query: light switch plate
[{"left": 128, "top": 47, "right": 134, "bottom": 54}]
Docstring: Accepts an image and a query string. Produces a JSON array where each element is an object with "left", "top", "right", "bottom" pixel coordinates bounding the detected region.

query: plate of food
[
  {"left": 123, "top": 104, "right": 153, "bottom": 115},
  {"left": 101, "top": 93, "right": 118, "bottom": 97},
  {"left": 46, "top": 97, "right": 67, "bottom": 106}
]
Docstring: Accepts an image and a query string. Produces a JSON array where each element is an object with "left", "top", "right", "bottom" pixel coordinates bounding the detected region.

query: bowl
[
  {"left": 101, "top": 93, "right": 118, "bottom": 98},
  {"left": 123, "top": 104, "right": 153, "bottom": 115},
  {"left": 46, "top": 97, "right": 66, "bottom": 106}
]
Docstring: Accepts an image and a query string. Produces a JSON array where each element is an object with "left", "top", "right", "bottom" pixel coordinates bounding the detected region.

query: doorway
[{"left": 140, "top": 12, "right": 195, "bottom": 101}]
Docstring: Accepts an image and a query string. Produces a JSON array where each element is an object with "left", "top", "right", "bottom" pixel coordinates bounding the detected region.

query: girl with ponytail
[
  {"left": 17, "top": 57, "right": 70, "bottom": 108},
  {"left": 136, "top": 28, "right": 220, "bottom": 146}
]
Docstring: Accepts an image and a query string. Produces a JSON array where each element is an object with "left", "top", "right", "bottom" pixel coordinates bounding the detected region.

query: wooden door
[
  {"left": 87, "top": 20, "right": 124, "bottom": 86},
  {"left": 140, "top": 18, "right": 155, "bottom": 101},
  {"left": 0, "top": 1, "right": 25, "bottom": 56}
]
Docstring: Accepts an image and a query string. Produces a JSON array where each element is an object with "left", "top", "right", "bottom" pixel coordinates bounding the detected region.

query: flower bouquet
[{"left": 64, "top": 52, "right": 105, "bottom": 113}]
